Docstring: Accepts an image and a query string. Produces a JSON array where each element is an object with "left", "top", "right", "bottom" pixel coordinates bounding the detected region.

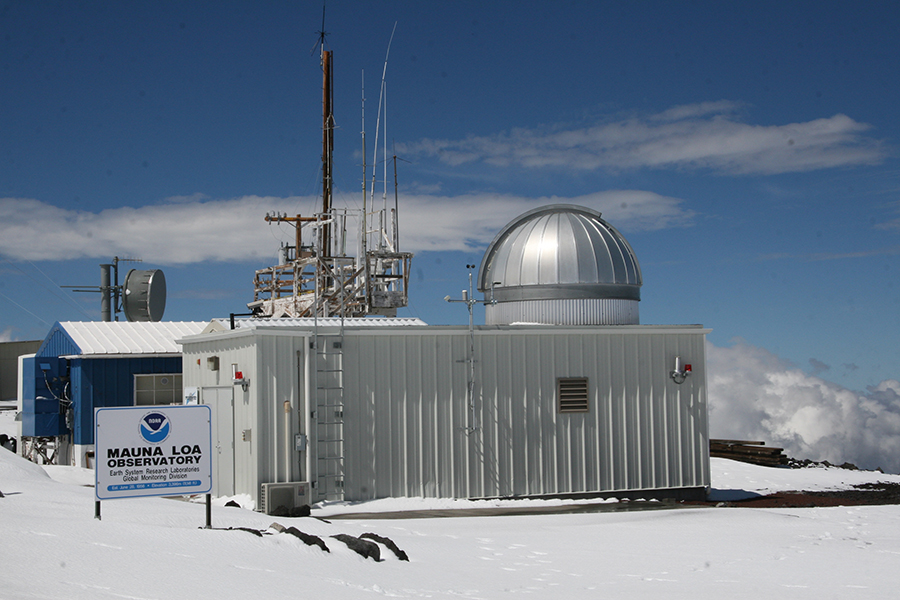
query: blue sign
[{"left": 139, "top": 412, "right": 171, "bottom": 444}]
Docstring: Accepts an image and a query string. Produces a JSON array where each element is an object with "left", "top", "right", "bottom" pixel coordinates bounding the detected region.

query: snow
[
  {"left": 4, "top": 446, "right": 900, "bottom": 600},
  {"left": 708, "top": 458, "right": 900, "bottom": 499}
]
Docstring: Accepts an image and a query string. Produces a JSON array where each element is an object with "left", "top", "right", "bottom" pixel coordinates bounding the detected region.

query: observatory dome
[{"left": 477, "top": 204, "right": 642, "bottom": 325}]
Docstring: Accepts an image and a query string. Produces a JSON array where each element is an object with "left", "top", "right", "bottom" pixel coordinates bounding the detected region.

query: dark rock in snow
[
  {"left": 284, "top": 527, "right": 329, "bottom": 553},
  {"left": 224, "top": 500, "right": 241, "bottom": 508},
  {"left": 360, "top": 532, "right": 409, "bottom": 561},
  {"left": 226, "top": 526, "right": 265, "bottom": 537},
  {"left": 331, "top": 534, "right": 381, "bottom": 561},
  {"left": 789, "top": 457, "right": 862, "bottom": 471},
  {"left": 693, "top": 481, "right": 900, "bottom": 508}
]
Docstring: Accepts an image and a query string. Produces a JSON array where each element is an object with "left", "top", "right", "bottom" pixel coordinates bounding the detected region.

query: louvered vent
[{"left": 558, "top": 377, "right": 589, "bottom": 413}]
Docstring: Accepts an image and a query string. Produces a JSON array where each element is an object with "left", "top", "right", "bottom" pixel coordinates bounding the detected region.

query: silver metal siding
[
  {"left": 181, "top": 331, "right": 309, "bottom": 508},
  {"left": 255, "top": 334, "right": 305, "bottom": 488},
  {"left": 180, "top": 334, "right": 258, "bottom": 499},
  {"left": 485, "top": 298, "right": 640, "bottom": 326},
  {"left": 340, "top": 327, "right": 709, "bottom": 501}
]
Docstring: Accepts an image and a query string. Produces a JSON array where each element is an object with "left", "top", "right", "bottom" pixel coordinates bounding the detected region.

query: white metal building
[
  {"left": 179, "top": 319, "right": 709, "bottom": 511},
  {"left": 178, "top": 205, "right": 711, "bottom": 513}
]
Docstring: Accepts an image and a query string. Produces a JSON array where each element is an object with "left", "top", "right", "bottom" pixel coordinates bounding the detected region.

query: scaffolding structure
[{"left": 248, "top": 42, "right": 412, "bottom": 320}]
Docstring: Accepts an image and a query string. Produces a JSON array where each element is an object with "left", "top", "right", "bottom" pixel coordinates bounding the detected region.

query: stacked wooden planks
[{"left": 709, "top": 439, "right": 789, "bottom": 467}]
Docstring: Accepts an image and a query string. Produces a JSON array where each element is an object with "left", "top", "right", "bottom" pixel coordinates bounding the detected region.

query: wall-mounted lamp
[{"left": 670, "top": 356, "right": 692, "bottom": 384}]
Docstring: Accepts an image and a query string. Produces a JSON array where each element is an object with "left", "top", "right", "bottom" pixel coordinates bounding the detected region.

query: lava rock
[
  {"left": 331, "top": 534, "right": 381, "bottom": 561},
  {"left": 284, "top": 527, "right": 329, "bottom": 553},
  {"left": 360, "top": 533, "right": 409, "bottom": 561},
  {"left": 227, "top": 526, "right": 265, "bottom": 537}
]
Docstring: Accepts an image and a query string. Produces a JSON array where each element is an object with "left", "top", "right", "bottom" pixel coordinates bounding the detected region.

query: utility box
[{"left": 260, "top": 481, "right": 311, "bottom": 515}]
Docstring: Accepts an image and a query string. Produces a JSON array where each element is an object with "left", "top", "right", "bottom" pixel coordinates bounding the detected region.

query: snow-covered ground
[{"left": 4, "top": 439, "right": 900, "bottom": 600}]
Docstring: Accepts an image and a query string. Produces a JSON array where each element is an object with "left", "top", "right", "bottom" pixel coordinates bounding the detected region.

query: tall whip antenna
[
  {"left": 369, "top": 21, "right": 398, "bottom": 250},
  {"left": 317, "top": 1, "right": 328, "bottom": 50}
]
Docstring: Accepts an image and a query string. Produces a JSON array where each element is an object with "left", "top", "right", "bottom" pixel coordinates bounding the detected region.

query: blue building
[{"left": 20, "top": 321, "right": 206, "bottom": 466}]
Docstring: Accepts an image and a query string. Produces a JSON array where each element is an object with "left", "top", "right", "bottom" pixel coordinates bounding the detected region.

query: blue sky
[{"left": 2, "top": 0, "right": 899, "bottom": 421}]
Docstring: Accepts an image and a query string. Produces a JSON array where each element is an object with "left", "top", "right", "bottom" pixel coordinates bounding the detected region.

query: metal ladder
[{"left": 313, "top": 330, "right": 345, "bottom": 501}]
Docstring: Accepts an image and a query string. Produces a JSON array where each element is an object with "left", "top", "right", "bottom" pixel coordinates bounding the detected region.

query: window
[
  {"left": 134, "top": 373, "right": 183, "bottom": 406},
  {"left": 558, "top": 377, "right": 589, "bottom": 413}
]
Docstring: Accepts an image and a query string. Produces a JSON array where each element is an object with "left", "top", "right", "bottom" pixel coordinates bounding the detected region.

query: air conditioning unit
[{"left": 260, "top": 481, "right": 311, "bottom": 515}]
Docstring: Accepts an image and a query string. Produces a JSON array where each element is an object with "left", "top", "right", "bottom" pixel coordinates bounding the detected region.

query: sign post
[{"left": 94, "top": 405, "right": 212, "bottom": 526}]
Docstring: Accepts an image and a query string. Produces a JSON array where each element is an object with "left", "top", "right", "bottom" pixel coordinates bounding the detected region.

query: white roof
[
  {"left": 57, "top": 321, "right": 208, "bottom": 356},
  {"left": 206, "top": 317, "right": 428, "bottom": 333}
]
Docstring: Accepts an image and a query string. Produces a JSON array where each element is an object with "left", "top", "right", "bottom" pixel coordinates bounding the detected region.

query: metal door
[{"left": 203, "top": 386, "right": 234, "bottom": 497}]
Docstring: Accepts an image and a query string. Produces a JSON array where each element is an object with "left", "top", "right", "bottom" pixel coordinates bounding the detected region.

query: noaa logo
[{"left": 139, "top": 412, "right": 171, "bottom": 444}]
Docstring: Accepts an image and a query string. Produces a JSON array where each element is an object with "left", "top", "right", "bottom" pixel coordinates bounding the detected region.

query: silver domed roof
[{"left": 478, "top": 205, "right": 642, "bottom": 303}]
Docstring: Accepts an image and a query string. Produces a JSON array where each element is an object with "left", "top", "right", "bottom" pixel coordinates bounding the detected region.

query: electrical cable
[
  {"left": 3, "top": 258, "right": 94, "bottom": 319},
  {"left": 0, "top": 289, "right": 52, "bottom": 327}
]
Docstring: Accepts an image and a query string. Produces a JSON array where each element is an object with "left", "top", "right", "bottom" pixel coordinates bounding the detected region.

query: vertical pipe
[
  {"left": 393, "top": 155, "right": 400, "bottom": 251},
  {"left": 361, "top": 72, "right": 367, "bottom": 257},
  {"left": 321, "top": 50, "right": 333, "bottom": 259},
  {"left": 295, "top": 214, "right": 302, "bottom": 260},
  {"left": 284, "top": 400, "right": 291, "bottom": 483},
  {"left": 361, "top": 73, "right": 369, "bottom": 310},
  {"left": 303, "top": 340, "right": 314, "bottom": 500},
  {"left": 112, "top": 257, "right": 120, "bottom": 321},
  {"left": 99, "top": 264, "right": 111, "bottom": 322}
]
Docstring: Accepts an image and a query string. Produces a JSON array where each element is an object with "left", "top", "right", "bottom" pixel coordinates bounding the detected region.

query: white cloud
[
  {"left": 401, "top": 103, "right": 886, "bottom": 175},
  {"left": 708, "top": 339, "right": 900, "bottom": 473},
  {"left": 757, "top": 245, "right": 900, "bottom": 262},
  {"left": 0, "top": 327, "right": 13, "bottom": 342},
  {"left": 398, "top": 190, "right": 693, "bottom": 253},
  {"left": 0, "top": 196, "right": 288, "bottom": 264},
  {"left": 874, "top": 201, "right": 900, "bottom": 231},
  {"left": 0, "top": 190, "right": 693, "bottom": 263}
]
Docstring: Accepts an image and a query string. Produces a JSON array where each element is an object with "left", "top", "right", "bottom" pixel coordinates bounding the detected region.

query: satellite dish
[{"left": 122, "top": 269, "right": 167, "bottom": 322}]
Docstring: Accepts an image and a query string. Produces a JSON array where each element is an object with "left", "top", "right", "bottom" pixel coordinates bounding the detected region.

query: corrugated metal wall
[
  {"left": 181, "top": 330, "right": 309, "bottom": 506},
  {"left": 182, "top": 333, "right": 257, "bottom": 499},
  {"left": 36, "top": 324, "right": 80, "bottom": 359},
  {"left": 485, "top": 298, "right": 640, "bottom": 326},
  {"left": 340, "top": 326, "right": 708, "bottom": 501},
  {"left": 72, "top": 356, "right": 182, "bottom": 444},
  {"left": 253, "top": 333, "right": 307, "bottom": 488},
  {"left": 180, "top": 324, "right": 709, "bottom": 505}
]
